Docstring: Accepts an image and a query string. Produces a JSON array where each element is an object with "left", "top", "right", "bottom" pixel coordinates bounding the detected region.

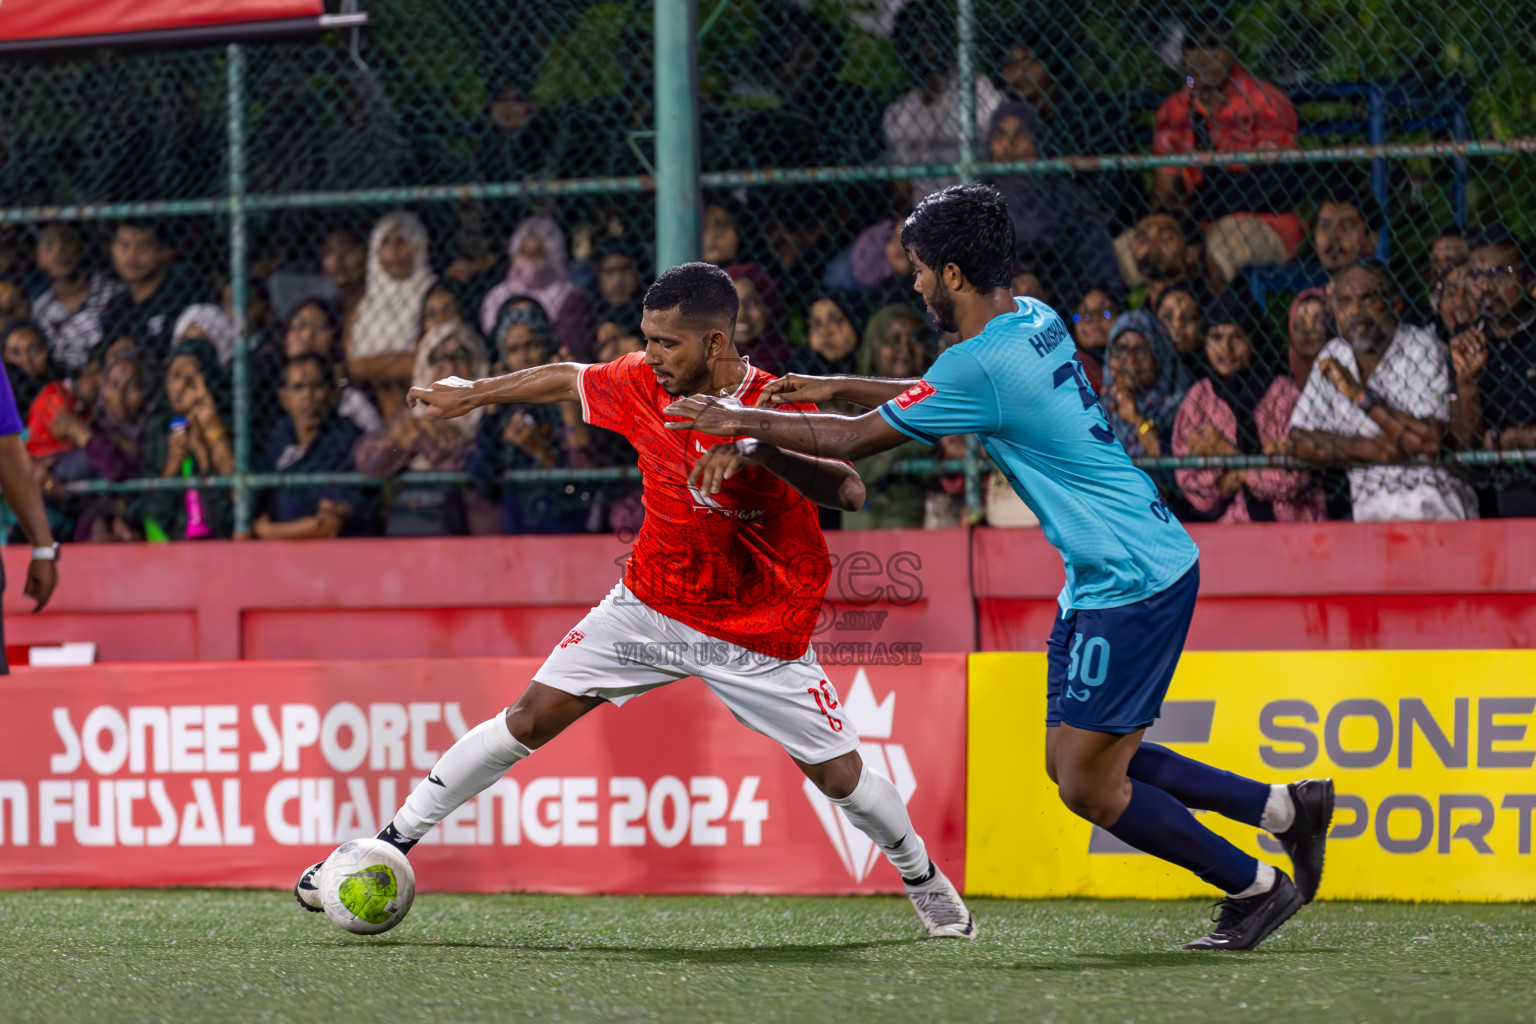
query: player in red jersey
[{"left": 292, "top": 262, "right": 976, "bottom": 938}]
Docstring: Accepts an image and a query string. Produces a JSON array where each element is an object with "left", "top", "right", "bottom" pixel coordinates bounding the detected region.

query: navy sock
[
  {"left": 1105, "top": 780, "right": 1258, "bottom": 894},
  {"left": 1127, "top": 742, "right": 1268, "bottom": 828}
]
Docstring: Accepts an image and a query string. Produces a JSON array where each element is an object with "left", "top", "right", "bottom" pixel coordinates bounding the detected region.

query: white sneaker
[
  {"left": 904, "top": 864, "right": 978, "bottom": 939},
  {"left": 294, "top": 861, "right": 325, "bottom": 913}
]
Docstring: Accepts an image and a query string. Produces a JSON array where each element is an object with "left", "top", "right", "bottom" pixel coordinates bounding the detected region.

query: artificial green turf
[{"left": 0, "top": 891, "right": 1530, "bottom": 1024}]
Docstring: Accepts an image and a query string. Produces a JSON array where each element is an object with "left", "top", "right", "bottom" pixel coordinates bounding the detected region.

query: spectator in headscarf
[
  {"left": 253, "top": 354, "right": 369, "bottom": 540},
  {"left": 1173, "top": 292, "right": 1323, "bottom": 522},
  {"left": 980, "top": 101, "right": 1122, "bottom": 294},
  {"left": 346, "top": 211, "right": 436, "bottom": 419},
  {"left": 1101, "top": 310, "right": 1191, "bottom": 458},
  {"left": 1068, "top": 285, "right": 1118, "bottom": 394},
  {"left": 1286, "top": 287, "right": 1329, "bottom": 384},
  {"left": 61, "top": 337, "right": 155, "bottom": 542},
  {"left": 725, "top": 264, "right": 792, "bottom": 376},
  {"left": 788, "top": 295, "right": 863, "bottom": 378},
  {"left": 173, "top": 304, "right": 237, "bottom": 366},
  {"left": 593, "top": 318, "right": 643, "bottom": 364},
  {"left": 2, "top": 319, "right": 57, "bottom": 420},
  {"left": 478, "top": 216, "right": 592, "bottom": 361},
  {"left": 842, "top": 301, "right": 935, "bottom": 529},
  {"left": 354, "top": 320, "right": 488, "bottom": 536},
  {"left": 137, "top": 337, "right": 235, "bottom": 539},
  {"left": 702, "top": 201, "right": 754, "bottom": 267}
]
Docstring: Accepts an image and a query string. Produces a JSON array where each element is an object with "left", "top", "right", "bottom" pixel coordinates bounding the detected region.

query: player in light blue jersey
[{"left": 667, "top": 184, "right": 1334, "bottom": 951}]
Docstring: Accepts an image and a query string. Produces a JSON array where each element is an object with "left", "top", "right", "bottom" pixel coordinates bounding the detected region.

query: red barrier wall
[
  {"left": 3, "top": 521, "right": 1532, "bottom": 662},
  {"left": 0, "top": 530, "right": 972, "bottom": 663},
  {"left": 974, "top": 520, "right": 1536, "bottom": 651},
  {"left": 0, "top": 657, "right": 968, "bottom": 894}
]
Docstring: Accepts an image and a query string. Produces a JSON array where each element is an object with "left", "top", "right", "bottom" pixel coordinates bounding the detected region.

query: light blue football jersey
[{"left": 878, "top": 298, "right": 1198, "bottom": 611}]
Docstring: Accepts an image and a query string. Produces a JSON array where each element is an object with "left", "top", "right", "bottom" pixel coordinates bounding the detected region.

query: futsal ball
[{"left": 318, "top": 838, "right": 415, "bottom": 935}]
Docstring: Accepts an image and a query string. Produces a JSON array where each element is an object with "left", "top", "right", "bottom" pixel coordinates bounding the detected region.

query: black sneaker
[
  {"left": 1183, "top": 870, "right": 1303, "bottom": 951},
  {"left": 293, "top": 860, "right": 325, "bottom": 913},
  {"left": 376, "top": 822, "right": 418, "bottom": 856},
  {"left": 1275, "top": 779, "right": 1334, "bottom": 904}
]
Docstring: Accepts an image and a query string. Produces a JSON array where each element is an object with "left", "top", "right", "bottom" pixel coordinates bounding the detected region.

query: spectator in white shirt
[
  {"left": 1288, "top": 260, "right": 1476, "bottom": 521},
  {"left": 882, "top": 0, "right": 1002, "bottom": 202},
  {"left": 31, "top": 224, "right": 122, "bottom": 371}
]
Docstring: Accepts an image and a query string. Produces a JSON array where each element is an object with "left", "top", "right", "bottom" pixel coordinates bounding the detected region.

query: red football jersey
[{"left": 577, "top": 352, "right": 832, "bottom": 659}]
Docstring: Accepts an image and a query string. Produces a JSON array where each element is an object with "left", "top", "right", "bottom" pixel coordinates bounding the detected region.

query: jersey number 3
[{"left": 1052, "top": 361, "right": 1117, "bottom": 445}]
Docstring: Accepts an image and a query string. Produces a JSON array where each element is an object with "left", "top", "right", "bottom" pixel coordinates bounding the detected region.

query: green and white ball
[{"left": 319, "top": 838, "right": 415, "bottom": 935}]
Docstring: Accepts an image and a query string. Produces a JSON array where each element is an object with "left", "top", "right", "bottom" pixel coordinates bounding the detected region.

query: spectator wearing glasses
[
  {"left": 1068, "top": 285, "right": 1118, "bottom": 394},
  {"left": 1448, "top": 232, "right": 1536, "bottom": 516},
  {"left": 1288, "top": 261, "right": 1475, "bottom": 521}
]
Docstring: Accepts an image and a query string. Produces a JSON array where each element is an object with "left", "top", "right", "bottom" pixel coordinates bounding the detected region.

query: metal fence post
[
  {"left": 654, "top": 0, "right": 700, "bottom": 270},
  {"left": 956, "top": 0, "right": 984, "bottom": 520},
  {"left": 227, "top": 43, "right": 251, "bottom": 536}
]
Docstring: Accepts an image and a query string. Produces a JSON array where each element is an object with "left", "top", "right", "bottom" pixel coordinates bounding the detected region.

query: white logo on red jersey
[
  {"left": 893, "top": 380, "right": 937, "bottom": 409},
  {"left": 802, "top": 670, "right": 915, "bottom": 881}
]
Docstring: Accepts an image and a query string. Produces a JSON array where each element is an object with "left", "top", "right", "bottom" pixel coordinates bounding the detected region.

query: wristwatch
[
  {"left": 1355, "top": 389, "right": 1382, "bottom": 413},
  {"left": 31, "top": 542, "right": 60, "bottom": 562}
]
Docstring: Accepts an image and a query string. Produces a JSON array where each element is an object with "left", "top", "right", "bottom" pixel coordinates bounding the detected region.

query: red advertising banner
[
  {"left": 0, "top": 657, "right": 967, "bottom": 894},
  {"left": 0, "top": 0, "right": 322, "bottom": 43}
]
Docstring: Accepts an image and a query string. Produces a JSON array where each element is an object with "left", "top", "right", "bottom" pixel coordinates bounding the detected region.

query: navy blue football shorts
[{"left": 1045, "top": 562, "right": 1200, "bottom": 734}]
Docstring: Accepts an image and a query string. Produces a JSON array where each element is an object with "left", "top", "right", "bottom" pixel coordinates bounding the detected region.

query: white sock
[
  {"left": 392, "top": 713, "right": 532, "bottom": 841},
  {"left": 830, "top": 763, "right": 929, "bottom": 881},
  {"left": 1260, "top": 784, "right": 1295, "bottom": 834},
  {"left": 1230, "top": 860, "right": 1276, "bottom": 899}
]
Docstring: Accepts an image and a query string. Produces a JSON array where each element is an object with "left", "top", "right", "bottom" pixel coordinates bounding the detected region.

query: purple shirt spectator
[{"left": 0, "top": 354, "right": 23, "bottom": 436}]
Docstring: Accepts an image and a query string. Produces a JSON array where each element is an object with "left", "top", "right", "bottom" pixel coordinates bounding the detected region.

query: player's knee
[
  {"left": 1055, "top": 774, "right": 1121, "bottom": 827},
  {"left": 802, "top": 752, "right": 863, "bottom": 800},
  {"left": 503, "top": 705, "right": 552, "bottom": 750}
]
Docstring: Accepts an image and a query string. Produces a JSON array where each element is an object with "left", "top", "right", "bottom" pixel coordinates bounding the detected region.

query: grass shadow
[
  {"left": 348, "top": 937, "right": 920, "bottom": 965},
  {"left": 995, "top": 947, "right": 1345, "bottom": 971}
]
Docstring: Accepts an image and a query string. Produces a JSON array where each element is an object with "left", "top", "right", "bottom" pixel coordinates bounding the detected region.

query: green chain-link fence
[{"left": 2, "top": 0, "right": 1535, "bottom": 540}]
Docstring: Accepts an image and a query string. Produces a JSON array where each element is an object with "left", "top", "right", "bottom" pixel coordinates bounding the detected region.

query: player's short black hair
[
  {"left": 901, "top": 184, "right": 1016, "bottom": 292},
  {"left": 643, "top": 261, "right": 740, "bottom": 328}
]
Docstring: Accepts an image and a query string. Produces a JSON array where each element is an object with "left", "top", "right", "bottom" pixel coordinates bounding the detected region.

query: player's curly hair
[
  {"left": 901, "top": 184, "right": 1016, "bottom": 292},
  {"left": 643, "top": 261, "right": 739, "bottom": 328}
]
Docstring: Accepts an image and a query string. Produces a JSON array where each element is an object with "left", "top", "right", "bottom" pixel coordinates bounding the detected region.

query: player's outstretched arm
[
  {"left": 663, "top": 395, "right": 908, "bottom": 462},
  {"left": 755, "top": 374, "right": 919, "bottom": 410},
  {"left": 409, "top": 363, "right": 583, "bottom": 419},
  {"left": 691, "top": 440, "right": 866, "bottom": 512}
]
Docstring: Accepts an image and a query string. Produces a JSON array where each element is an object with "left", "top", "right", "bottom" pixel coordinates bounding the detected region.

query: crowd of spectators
[{"left": 2, "top": 2, "right": 1533, "bottom": 540}]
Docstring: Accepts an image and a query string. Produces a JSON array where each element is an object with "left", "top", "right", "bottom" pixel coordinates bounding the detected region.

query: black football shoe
[
  {"left": 293, "top": 861, "right": 325, "bottom": 913},
  {"left": 1275, "top": 779, "right": 1334, "bottom": 904},
  {"left": 1183, "top": 870, "right": 1303, "bottom": 951}
]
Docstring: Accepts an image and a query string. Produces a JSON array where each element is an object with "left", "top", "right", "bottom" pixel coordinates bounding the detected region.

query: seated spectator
[
  {"left": 1118, "top": 210, "right": 1209, "bottom": 312},
  {"left": 981, "top": 102, "right": 1122, "bottom": 294},
  {"left": 1068, "top": 285, "right": 1118, "bottom": 393},
  {"left": 355, "top": 321, "right": 488, "bottom": 536},
  {"left": 1289, "top": 261, "right": 1475, "bottom": 521},
  {"left": 1155, "top": 284, "right": 1205, "bottom": 365},
  {"left": 31, "top": 223, "right": 122, "bottom": 371},
  {"left": 1151, "top": 10, "right": 1304, "bottom": 286},
  {"left": 1173, "top": 293, "right": 1324, "bottom": 522},
  {"left": 758, "top": 186, "right": 843, "bottom": 309},
  {"left": 0, "top": 280, "right": 27, "bottom": 320},
  {"left": 420, "top": 283, "right": 463, "bottom": 334},
  {"left": 470, "top": 80, "right": 558, "bottom": 185},
  {"left": 1429, "top": 226, "right": 1469, "bottom": 291},
  {"left": 789, "top": 296, "right": 862, "bottom": 377},
  {"left": 1101, "top": 311, "right": 1191, "bottom": 458},
  {"left": 1448, "top": 231, "right": 1536, "bottom": 516},
  {"left": 259, "top": 298, "right": 383, "bottom": 441},
  {"left": 478, "top": 216, "right": 592, "bottom": 362},
  {"left": 347, "top": 211, "right": 436, "bottom": 420},
  {"left": 253, "top": 354, "right": 368, "bottom": 540},
  {"left": 843, "top": 302, "right": 935, "bottom": 530},
  {"left": 1309, "top": 191, "right": 1379, "bottom": 283},
  {"left": 884, "top": 0, "right": 1002, "bottom": 201},
  {"left": 822, "top": 218, "right": 898, "bottom": 295},
  {"left": 726, "top": 264, "right": 791, "bottom": 376},
  {"left": 173, "top": 304, "right": 237, "bottom": 366},
  {"left": 101, "top": 221, "right": 198, "bottom": 363},
  {"left": 2, "top": 319, "right": 56, "bottom": 419},
  {"left": 702, "top": 202, "right": 753, "bottom": 267},
  {"left": 62, "top": 340, "right": 155, "bottom": 541},
  {"left": 1286, "top": 287, "right": 1329, "bottom": 382},
  {"left": 593, "top": 319, "right": 643, "bottom": 365},
  {"left": 440, "top": 201, "right": 505, "bottom": 323},
  {"left": 321, "top": 229, "right": 367, "bottom": 326},
  {"left": 138, "top": 338, "right": 236, "bottom": 538},
  {"left": 593, "top": 240, "right": 644, "bottom": 329},
  {"left": 1434, "top": 262, "right": 1478, "bottom": 342},
  {"left": 469, "top": 303, "right": 580, "bottom": 534}
]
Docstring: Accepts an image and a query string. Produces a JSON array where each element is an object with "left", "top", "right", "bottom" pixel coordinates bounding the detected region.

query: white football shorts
[{"left": 533, "top": 581, "right": 859, "bottom": 764}]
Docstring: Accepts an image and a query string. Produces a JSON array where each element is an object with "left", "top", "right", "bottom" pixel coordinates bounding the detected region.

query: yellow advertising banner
[{"left": 967, "top": 651, "right": 1536, "bottom": 901}]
